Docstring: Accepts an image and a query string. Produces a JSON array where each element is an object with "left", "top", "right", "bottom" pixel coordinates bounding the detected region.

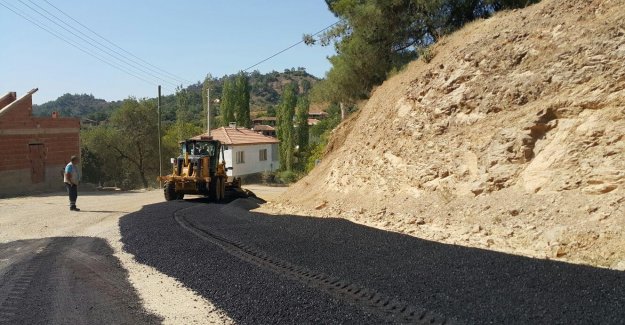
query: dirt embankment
[{"left": 260, "top": 0, "right": 625, "bottom": 269}]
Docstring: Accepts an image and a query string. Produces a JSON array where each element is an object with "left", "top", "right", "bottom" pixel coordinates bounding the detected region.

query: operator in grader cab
[{"left": 194, "top": 141, "right": 212, "bottom": 155}]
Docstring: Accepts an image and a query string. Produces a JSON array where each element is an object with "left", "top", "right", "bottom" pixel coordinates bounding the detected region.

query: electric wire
[
  {"left": 40, "top": 0, "right": 191, "bottom": 85},
  {"left": 0, "top": 1, "right": 173, "bottom": 93},
  {"left": 16, "top": 0, "right": 178, "bottom": 88},
  {"left": 242, "top": 20, "right": 343, "bottom": 72},
  {"left": 26, "top": 0, "right": 183, "bottom": 87},
  {"left": 5, "top": 1, "right": 342, "bottom": 92}
]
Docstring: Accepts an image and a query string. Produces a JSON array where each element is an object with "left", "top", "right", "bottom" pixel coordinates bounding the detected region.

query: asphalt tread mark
[
  {"left": 0, "top": 250, "right": 45, "bottom": 324},
  {"left": 174, "top": 208, "right": 458, "bottom": 325}
]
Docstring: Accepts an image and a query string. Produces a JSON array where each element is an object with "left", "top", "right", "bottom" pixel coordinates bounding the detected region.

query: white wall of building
[{"left": 223, "top": 143, "right": 280, "bottom": 177}]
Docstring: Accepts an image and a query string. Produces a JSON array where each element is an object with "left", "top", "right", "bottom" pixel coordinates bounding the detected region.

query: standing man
[{"left": 64, "top": 155, "right": 81, "bottom": 211}]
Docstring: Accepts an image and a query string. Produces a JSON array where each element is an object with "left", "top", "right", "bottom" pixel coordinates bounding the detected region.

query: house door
[{"left": 29, "top": 144, "right": 46, "bottom": 184}]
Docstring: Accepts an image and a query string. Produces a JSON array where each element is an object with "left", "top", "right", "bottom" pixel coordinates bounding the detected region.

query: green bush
[
  {"left": 276, "top": 170, "right": 300, "bottom": 184},
  {"left": 305, "top": 142, "right": 325, "bottom": 173},
  {"left": 261, "top": 171, "right": 276, "bottom": 183},
  {"left": 418, "top": 46, "right": 436, "bottom": 63}
]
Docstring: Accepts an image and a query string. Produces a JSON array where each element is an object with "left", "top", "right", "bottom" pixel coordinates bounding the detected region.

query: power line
[
  {"left": 16, "top": 0, "right": 178, "bottom": 88},
  {"left": 41, "top": 0, "right": 191, "bottom": 85},
  {"left": 0, "top": 1, "right": 173, "bottom": 93},
  {"left": 242, "top": 20, "right": 343, "bottom": 72},
  {"left": 27, "top": 0, "right": 184, "bottom": 87}
]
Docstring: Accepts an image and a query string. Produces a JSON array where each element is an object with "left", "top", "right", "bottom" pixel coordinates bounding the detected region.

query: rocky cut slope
[{"left": 264, "top": 0, "right": 625, "bottom": 269}]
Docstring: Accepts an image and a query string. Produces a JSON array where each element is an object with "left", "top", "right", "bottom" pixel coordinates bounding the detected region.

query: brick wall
[
  {"left": 0, "top": 93, "right": 32, "bottom": 126},
  {"left": 0, "top": 92, "right": 16, "bottom": 110},
  {"left": 0, "top": 133, "right": 80, "bottom": 171},
  {"left": 0, "top": 91, "right": 80, "bottom": 196}
]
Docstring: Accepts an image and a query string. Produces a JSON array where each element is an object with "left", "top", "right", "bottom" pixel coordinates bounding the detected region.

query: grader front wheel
[
  {"left": 164, "top": 181, "right": 176, "bottom": 201},
  {"left": 164, "top": 181, "right": 184, "bottom": 201}
]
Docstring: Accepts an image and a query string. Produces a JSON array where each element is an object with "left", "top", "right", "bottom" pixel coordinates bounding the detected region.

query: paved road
[
  {"left": 120, "top": 198, "right": 625, "bottom": 324},
  {"left": 0, "top": 237, "right": 160, "bottom": 325}
]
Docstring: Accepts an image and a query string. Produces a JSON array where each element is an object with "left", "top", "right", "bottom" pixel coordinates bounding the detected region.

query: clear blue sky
[{"left": 0, "top": 1, "right": 338, "bottom": 104}]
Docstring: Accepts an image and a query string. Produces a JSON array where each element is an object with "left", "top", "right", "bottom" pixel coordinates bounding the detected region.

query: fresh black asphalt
[
  {"left": 120, "top": 198, "right": 625, "bottom": 324},
  {"left": 121, "top": 200, "right": 378, "bottom": 324}
]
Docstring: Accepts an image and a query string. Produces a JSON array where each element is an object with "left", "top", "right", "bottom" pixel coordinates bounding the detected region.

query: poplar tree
[
  {"left": 295, "top": 96, "right": 310, "bottom": 151},
  {"left": 277, "top": 83, "right": 297, "bottom": 171},
  {"left": 220, "top": 78, "right": 236, "bottom": 126},
  {"left": 234, "top": 72, "right": 251, "bottom": 128}
]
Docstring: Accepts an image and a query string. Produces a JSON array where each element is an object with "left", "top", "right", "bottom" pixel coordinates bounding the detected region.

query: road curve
[{"left": 120, "top": 198, "right": 625, "bottom": 324}]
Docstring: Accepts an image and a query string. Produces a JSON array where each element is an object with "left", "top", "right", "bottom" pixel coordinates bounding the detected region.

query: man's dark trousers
[{"left": 65, "top": 183, "right": 78, "bottom": 210}]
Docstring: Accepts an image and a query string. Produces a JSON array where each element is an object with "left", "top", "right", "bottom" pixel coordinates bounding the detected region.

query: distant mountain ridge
[{"left": 33, "top": 68, "right": 320, "bottom": 121}]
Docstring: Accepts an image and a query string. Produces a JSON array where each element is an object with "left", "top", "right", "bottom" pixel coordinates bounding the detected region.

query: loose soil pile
[{"left": 261, "top": 0, "right": 625, "bottom": 269}]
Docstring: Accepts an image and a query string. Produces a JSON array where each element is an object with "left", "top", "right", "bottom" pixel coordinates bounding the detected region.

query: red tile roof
[
  {"left": 191, "top": 127, "right": 279, "bottom": 145},
  {"left": 307, "top": 118, "right": 320, "bottom": 126},
  {"left": 253, "top": 124, "right": 276, "bottom": 131}
]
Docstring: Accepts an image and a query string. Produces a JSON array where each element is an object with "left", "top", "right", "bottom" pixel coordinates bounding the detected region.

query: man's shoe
[{"left": 70, "top": 207, "right": 81, "bottom": 211}]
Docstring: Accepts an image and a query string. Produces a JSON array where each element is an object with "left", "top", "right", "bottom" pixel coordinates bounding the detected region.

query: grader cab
[{"left": 158, "top": 136, "right": 240, "bottom": 201}]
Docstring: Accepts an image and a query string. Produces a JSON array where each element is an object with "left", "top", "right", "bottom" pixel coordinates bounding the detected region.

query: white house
[{"left": 192, "top": 125, "right": 280, "bottom": 180}]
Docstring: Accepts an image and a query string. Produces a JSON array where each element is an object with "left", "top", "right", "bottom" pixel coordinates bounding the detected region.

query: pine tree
[{"left": 308, "top": 0, "right": 540, "bottom": 107}]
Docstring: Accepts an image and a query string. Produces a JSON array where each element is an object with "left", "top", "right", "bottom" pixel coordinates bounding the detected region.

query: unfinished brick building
[{"left": 0, "top": 89, "right": 80, "bottom": 197}]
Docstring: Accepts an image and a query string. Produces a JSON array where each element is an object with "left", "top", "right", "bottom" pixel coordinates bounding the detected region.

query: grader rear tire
[
  {"left": 217, "top": 176, "right": 225, "bottom": 201},
  {"left": 209, "top": 177, "right": 226, "bottom": 202}
]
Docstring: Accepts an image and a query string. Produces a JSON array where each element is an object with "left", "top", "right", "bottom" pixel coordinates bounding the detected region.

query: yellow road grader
[{"left": 158, "top": 135, "right": 241, "bottom": 201}]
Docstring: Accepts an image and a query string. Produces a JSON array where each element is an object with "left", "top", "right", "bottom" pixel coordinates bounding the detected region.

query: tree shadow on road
[{"left": 119, "top": 200, "right": 625, "bottom": 324}]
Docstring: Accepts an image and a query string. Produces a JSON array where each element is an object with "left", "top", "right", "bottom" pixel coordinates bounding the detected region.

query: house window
[
  {"left": 235, "top": 151, "right": 245, "bottom": 164},
  {"left": 259, "top": 149, "right": 267, "bottom": 161}
]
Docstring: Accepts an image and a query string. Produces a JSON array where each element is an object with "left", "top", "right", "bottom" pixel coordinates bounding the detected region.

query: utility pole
[
  {"left": 207, "top": 88, "right": 211, "bottom": 136},
  {"left": 158, "top": 85, "right": 163, "bottom": 187}
]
